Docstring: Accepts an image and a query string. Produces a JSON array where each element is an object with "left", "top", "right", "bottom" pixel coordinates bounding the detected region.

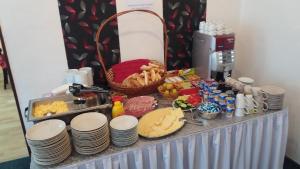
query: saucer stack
[
  {"left": 110, "top": 115, "right": 139, "bottom": 147},
  {"left": 260, "top": 85, "right": 285, "bottom": 110},
  {"left": 26, "top": 119, "right": 71, "bottom": 165},
  {"left": 71, "top": 112, "right": 110, "bottom": 155}
]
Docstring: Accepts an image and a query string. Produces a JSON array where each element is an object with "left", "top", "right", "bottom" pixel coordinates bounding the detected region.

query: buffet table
[{"left": 30, "top": 104, "right": 288, "bottom": 169}]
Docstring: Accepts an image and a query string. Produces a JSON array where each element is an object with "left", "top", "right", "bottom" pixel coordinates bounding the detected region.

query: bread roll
[
  {"left": 149, "top": 63, "right": 159, "bottom": 68},
  {"left": 150, "top": 69, "right": 156, "bottom": 81},
  {"left": 143, "top": 71, "right": 148, "bottom": 85},
  {"left": 136, "top": 76, "right": 145, "bottom": 86}
]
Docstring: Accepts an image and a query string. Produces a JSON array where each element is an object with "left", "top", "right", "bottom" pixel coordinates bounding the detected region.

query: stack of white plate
[
  {"left": 260, "top": 85, "right": 285, "bottom": 110},
  {"left": 70, "top": 112, "right": 110, "bottom": 155},
  {"left": 110, "top": 115, "right": 139, "bottom": 147},
  {"left": 26, "top": 119, "right": 71, "bottom": 165}
]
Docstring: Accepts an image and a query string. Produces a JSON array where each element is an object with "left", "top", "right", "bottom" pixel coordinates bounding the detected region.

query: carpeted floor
[
  {"left": 284, "top": 157, "right": 300, "bottom": 169},
  {"left": 0, "top": 157, "right": 30, "bottom": 169},
  {"left": 0, "top": 156, "right": 299, "bottom": 169}
]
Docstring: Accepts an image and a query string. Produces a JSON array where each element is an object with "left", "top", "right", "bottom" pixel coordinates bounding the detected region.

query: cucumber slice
[{"left": 180, "top": 103, "right": 187, "bottom": 108}]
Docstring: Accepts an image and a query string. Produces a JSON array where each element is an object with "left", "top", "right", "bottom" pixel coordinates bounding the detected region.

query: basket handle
[{"left": 95, "top": 9, "right": 168, "bottom": 77}]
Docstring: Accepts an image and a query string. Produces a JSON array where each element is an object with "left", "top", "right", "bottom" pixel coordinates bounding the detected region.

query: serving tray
[{"left": 26, "top": 95, "right": 112, "bottom": 123}]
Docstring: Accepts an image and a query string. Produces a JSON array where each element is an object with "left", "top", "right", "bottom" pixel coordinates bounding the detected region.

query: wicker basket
[{"left": 95, "top": 9, "right": 168, "bottom": 96}]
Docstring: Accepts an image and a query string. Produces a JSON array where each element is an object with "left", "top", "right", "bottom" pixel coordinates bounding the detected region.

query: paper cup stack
[
  {"left": 26, "top": 119, "right": 71, "bottom": 165},
  {"left": 260, "top": 85, "right": 285, "bottom": 110},
  {"left": 110, "top": 115, "right": 139, "bottom": 147},
  {"left": 70, "top": 112, "right": 110, "bottom": 155}
]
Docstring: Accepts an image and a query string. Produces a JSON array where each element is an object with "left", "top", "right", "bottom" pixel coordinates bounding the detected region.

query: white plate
[
  {"left": 71, "top": 112, "right": 107, "bottom": 132},
  {"left": 72, "top": 127, "right": 109, "bottom": 137},
  {"left": 112, "top": 136, "right": 138, "bottom": 143},
  {"left": 32, "top": 142, "right": 71, "bottom": 158},
  {"left": 75, "top": 140, "right": 110, "bottom": 155},
  {"left": 112, "top": 138, "right": 138, "bottom": 147},
  {"left": 238, "top": 77, "right": 254, "bottom": 84},
  {"left": 260, "top": 85, "right": 285, "bottom": 95},
  {"left": 26, "top": 119, "right": 66, "bottom": 141},
  {"left": 71, "top": 122, "right": 108, "bottom": 134},
  {"left": 73, "top": 136, "right": 109, "bottom": 147},
  {"left": 27, "top": 129, "right": 68, "bottom": 146},
  {"left": 110, "top": 115, "right": 138, "bottom": 131},
  {"left": 30, "top": 135, "right": 70, "bottom": 152},
  {"left": 110, "top": 128, "right": 137, "bottom": 135},
  {"left": 34, "top": 146, "right": 71, "bottom": 165}
]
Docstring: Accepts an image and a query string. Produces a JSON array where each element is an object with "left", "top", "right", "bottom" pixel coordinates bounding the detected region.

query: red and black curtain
[{"left": 58, "top": 0, "right": 206, "bottom": 86}]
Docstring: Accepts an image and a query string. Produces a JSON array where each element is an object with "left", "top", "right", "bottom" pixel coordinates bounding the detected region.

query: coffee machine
[{"left": 192, "top": 31, "right": 235, "bottom": 81}]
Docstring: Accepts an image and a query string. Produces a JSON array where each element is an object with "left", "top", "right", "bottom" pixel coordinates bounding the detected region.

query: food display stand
[
  {"left": 29, "top": 94, "right": 288, "bottom": 169},
  {"left": 25, "top": 9, "right": 288, "bottom": 169}
]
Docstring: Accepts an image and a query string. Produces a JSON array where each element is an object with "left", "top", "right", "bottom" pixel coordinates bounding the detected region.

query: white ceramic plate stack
[
  {"left": 260, "top": 85, "right": 285, "bottom": 110},
  {"left": 70, "top": 112, "right": 110, "bottom": 155},
  {"left": 26, "top": 119, "right": 71, "bottom": 166},
  {"left": 110, "top": 115, "right": 139, "bottom": 147}
]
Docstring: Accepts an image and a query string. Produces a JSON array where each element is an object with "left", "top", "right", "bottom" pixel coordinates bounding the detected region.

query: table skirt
[{"left": 58, "top": 109, "right": 288, "bottom": 169}]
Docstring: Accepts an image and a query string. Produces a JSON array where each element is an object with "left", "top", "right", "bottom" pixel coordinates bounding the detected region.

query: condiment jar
[{"left": 112, "top": 101, "right": 125, "bottom": 118}]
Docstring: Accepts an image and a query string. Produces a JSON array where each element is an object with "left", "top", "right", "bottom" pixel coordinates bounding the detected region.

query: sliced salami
[{"left": 124, "top": 96, "right": 156, "bottom": 118}]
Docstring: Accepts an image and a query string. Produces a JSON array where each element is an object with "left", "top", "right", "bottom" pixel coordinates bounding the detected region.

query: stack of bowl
[
  {"left": 110, "top": 115, "right": 139, "bottom": 147},
  {"left": 26, "top": 119, "right": 71, "bottom": 165},
  {"left": 70, "top": 112, "right": 110, "bottom": 155}
]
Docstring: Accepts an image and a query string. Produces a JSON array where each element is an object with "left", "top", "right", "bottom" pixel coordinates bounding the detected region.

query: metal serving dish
[{"left": 26, "top": 94, "right": 112, "bottom": 124}]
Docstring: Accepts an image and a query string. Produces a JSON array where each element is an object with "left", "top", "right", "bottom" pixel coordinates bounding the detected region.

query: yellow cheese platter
[{"left": 137, "top": 107, "right": 185, "bottom": 138}]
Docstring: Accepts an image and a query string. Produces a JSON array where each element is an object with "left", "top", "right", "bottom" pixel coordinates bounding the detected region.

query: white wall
[
  {"left": 234, "top": 0, "right": 300, "bottom": 163},
  {"left": 208, "top": 0, "right": 300, "bottom": 163},
  {"left": 206, "top": 0, "right": 241, "bottom": 32},
  {"left": 0, "top": 0, "right": 68, "bottom": 128}
]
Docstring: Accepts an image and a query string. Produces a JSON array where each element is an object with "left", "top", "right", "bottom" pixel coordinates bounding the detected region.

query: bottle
[{"left": 112, "top": 101, "right": 124, "bottom": 118}]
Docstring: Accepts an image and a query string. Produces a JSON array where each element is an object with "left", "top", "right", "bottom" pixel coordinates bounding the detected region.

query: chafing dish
[{"left": 26, "top": 94, "right": 112, "bottom": 124}]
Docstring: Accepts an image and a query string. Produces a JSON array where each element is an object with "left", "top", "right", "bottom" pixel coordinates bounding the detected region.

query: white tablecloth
[{"left": 32, "top": 109, "right": 288, "bottom": 169}]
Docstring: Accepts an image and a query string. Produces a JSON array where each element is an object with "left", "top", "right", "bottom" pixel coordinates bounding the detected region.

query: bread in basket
[{"left": 95, "top": 9, "right": 168, "bottom": 96}]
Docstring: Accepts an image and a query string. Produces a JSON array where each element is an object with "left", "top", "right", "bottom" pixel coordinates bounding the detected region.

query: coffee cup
[
  {"left": 254, "top": 96, "right": 268, "bottom": 112},
  {"left": 225, "top": 77, "right": 234, "bottom": 86},
  {"left": 244, "top": 85, "right": 252, "bottom": 95},
  {"left": 251, "top": 87, "right": 268, "bottom": 100},
  {"left": 244, "top": 94, "right": 259, "bottom": 114},
  {"left": 233, "top": 82, "right": 245, "bottom": 92},
  {"left": 236, "top": 94, "right": 246, "bottom": 108},
  {"left": 64, "top": 69, "right": 78, "bottom": 84},
  {"left": 235, "top": 108, "right": 245, "bottom": 117}
]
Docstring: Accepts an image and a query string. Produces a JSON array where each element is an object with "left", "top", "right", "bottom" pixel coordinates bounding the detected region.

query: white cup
[
  {"left": 199, "top": 21, "right": 205, "bottom": 30},
  {"left": 244, "top": 85, "right": 252, "bottom": 95},
  {"left": 251, "top": 87, "right": 268, "bottom": 100},
  {"left": 225, "top": 77, "right": 235, "bottom": 86},
  {"left": 244, "top": 94, "right": 259, "bottom": 114},
  {"left": 254, "top": 96, "right": 268, "bottom": 112},
  {"left": 79, "top": 67, "right": 94, "bottom": 87},
  {"left": 235, "top": 108, "right": 245, "bottom": 117},
  {"left": 236, "top": 94, "right": 246, "bottom": 108},
  {"left": 216, "top": 31, "right": 225, "bottom": 36},
  {"left": 233, "top": 82, "right": 245, "bottom": 92},
  {"left": 64, "top": 69, "right": 78, "bottom": 84},
  {"left": 216, "top": 23, "right": 225, "bottom": 31},
  {"left": 74, "top": 71, "right": 89, "bottom": 86}
]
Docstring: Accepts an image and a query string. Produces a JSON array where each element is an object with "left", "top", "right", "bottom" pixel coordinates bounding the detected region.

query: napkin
[{"left": 112, "top": 59, "right": 150, "bottom": 83}]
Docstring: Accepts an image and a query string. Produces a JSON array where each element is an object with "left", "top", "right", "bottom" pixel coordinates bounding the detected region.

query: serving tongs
[
  {"left": 69, "top": 83, "right": 109, "bottom": 105},
  {"left": 179, "top": 117, "right": 204, "bottom": 126},
  {"left": 69, "top": 83, "right": 109, "bottom": 96}
]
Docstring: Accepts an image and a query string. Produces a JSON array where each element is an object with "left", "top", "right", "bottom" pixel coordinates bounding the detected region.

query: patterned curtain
[
  {"left": 163, "top": 0, "right": 206, "bottom": 70},
  {"left": 58, "top": 0, "right": 206, "bottom": 86}
]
